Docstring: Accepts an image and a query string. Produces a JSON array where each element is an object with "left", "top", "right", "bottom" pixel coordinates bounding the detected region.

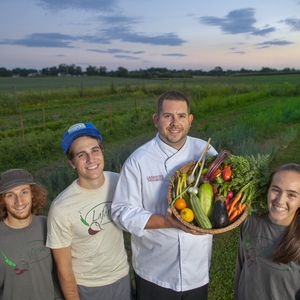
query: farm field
[
  {"left": 1, "top": 74, "right": 300, "bottom": 299},
  {"left": 1, "top": 73, "right": 300, "bottom": 92}
]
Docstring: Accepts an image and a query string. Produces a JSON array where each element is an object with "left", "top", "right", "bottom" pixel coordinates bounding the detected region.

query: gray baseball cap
[{"left": 0, "top": 169, "right": 36, "bottom": 194}]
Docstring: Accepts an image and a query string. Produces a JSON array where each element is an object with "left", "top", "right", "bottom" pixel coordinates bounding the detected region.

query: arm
[
  {"left": 234, "top": 222, "right": 246, "bottom": 300},
  {"left": 146, "top": 208, "right": 203, "bottom": 235},
  {"left": 52, "top": 247, "right": 80, "bottom": 300},
  {"left": 112, "top": 156, "right": 204, "bottom": 236}
]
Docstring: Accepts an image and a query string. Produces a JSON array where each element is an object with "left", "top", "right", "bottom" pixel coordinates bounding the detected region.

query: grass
[
  {"left": 1, "top": 73, "right": 300, "bottom": 92},
  {"left": 1, "top": 76, "right": 300, "bottom": 299},
  {"left": 122, "top": 126, "right": 300, "bottom": 300},
  {"left": 0, "top": 76, "right": 155, "bottom": 91},
  {"left": 208, "top": 129, "right": 300, "bottom": 300}
]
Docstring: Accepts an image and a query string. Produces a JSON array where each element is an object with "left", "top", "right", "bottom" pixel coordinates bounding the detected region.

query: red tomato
[{"left": 222, "top": 166, "right": 232, "bottom": 181}]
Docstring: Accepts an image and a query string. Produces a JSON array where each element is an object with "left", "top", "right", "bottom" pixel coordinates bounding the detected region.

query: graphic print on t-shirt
[
  {"left": 79, "top": 201, "right": 112, "bottom": 235},
  {"left": 1, "top": 240, "right": 50, "bottom": 275},
  {"left": 244, "top": 233, "right": 292, "bottom": 272}
]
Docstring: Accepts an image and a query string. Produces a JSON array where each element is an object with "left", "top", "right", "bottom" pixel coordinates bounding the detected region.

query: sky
[{"left": 1, "top": 0, "right": 300, "bottom": 72}]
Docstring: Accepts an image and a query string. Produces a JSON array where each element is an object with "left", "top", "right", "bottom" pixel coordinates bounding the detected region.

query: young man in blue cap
[{"left": 46, "top": 123, "right": 131, "bottom": 300}]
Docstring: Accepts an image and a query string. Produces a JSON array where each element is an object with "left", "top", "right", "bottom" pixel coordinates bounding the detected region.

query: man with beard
[
  {"left": 0, "top": 169, "right": 63, "bottom": 299},
  {"left": 112, "top": 90, "right": 218, "bottom": 300}
]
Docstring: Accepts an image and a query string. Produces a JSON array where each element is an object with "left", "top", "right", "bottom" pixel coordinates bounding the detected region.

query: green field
[
  {"left": 1, "top": 72, "right": 300, "bottom": 91},
  {"left": 1, "top": 74, "right": 300, "bottom": 299}
]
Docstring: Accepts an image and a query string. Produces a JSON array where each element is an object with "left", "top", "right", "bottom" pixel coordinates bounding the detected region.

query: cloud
[
  {"left": 97, "top": 26, "right": 186, "bottom": 46},
  {"left": 36, "top": 0, "right": 117, "bottom": 12},
  {"left": 200, "top": 8, "right": 275, "bottom": 36},
  {"left": 256, "top": 45, "right": 270, "bottom": 49},
  {"left": 87, "top": 48, "right": 142, "bottom": 60},
  {"left": 230, "top": 51, "right": 246, "bottom": 55},
  {"left": 82, "top": 25, "right": 186, "bottom": 46},
  {"left": 87, "top": 48, "right": 131, "bottom": 54},
  {"left": 132, "top": 51, "right": 144, "bottom": 55},
  {"left": 162, "top": 53, "right": 187, "bottom": 57},
  {"left": 251, "top": 27, "right": 276, "bottom": 36},
  {"left": 0, "top": 33, "right": 76, "bottom": 48},
  {"left": 114, "top": 55, "right": 140, "bottom": 60},
  {"left": 200, "top": 8, "right": 257, "bottom": 34},
  {"left": 255, "top": 39, "right": 294, "bottom": 47},
  {"left": 281, "top": 18, "right": 300, "bottom": 31},
  {"left": 97, "top": 15, "right": 141, "bottom": 25},
  {"left": 0, "top": 28, "right": 185, "bottom": 49}
]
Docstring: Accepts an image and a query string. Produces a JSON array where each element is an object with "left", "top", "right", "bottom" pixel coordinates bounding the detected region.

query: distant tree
[
  {"left": 179, "top": 69, "right": 192, "bottom": 78},
  {"left": 75, "top": 66, "right": 83, "bottom": 75},
  {"left": 58, "top": 64, "right": 68, "bottom": 75},
  {"left": 207, "top": 66, "right": 223, "bottom": 76},
  {"left": 260, "top": 67, "right": 276, "bottom": 73},
  {"left": 12, "top": 68, "right": 22, "bottom": 76},
  {"left": 67, "top": 64, "right": 76, "bottom": 75},
  {"left": 41, "top": 67, "right": 49, "bottom": 76},
  {"left": 117, "top": 66, "right": 128, "bottom": 77},
  {"left": 86, "top": 65, "right": 98, "bottom": 76},
  {"left": 2, "top": 64, "right": 299, "bottom": 79},
  {"left": 49, "top": 66, "right": 59, "bottom": 76},
  {"left": 99, "top": 66, "right": 107, "bottom": 76},
  {"left": 214, "top": 66, "right": 223, "bottom": 76},
  {"left": 0, "top": 67, "right": 12, "bottom": 77},
  {"left": 188, "top": 69, "right": 206, "bottom": 76},
  {"left": 239, "top": 68, "right": 253, "bottom": 74},
  {"left": 225, "top": 69, "right": 233, "bottom": 75},
  {"left": 11, "top": 68, "right": 36, "bottom": 77},
  {"left": 128, "top": 69, "right": 142, "bottom": 78}
]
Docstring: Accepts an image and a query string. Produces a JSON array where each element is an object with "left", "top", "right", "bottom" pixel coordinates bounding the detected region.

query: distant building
[{"left": 28, "top": 73, "right": 38, "bottom": 77}]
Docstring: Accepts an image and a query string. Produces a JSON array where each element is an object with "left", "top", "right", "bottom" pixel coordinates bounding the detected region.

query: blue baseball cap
[{"left": 61, "top": 122, "right": 103, "bottom": 153}]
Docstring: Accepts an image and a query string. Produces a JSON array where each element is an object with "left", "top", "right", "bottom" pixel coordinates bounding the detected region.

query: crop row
[{"left": 1, "top": 80, "right": 300, "bottom": 300}]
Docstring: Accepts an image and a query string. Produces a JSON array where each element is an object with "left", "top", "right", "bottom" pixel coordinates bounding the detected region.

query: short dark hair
[
  {"left": 66, "top": 136, "right": 104, "bottom": 161},
  {"left": 156, "top": 90, "right": 190, "bottom": 115}
]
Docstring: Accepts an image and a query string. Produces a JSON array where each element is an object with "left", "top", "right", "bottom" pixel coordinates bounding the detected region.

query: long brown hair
[
  {"left": 0, "top": 184, "right": 47, "bottom": 221},
  {"left": 269, "top": 163, "right": 300, "bottom": 264}
]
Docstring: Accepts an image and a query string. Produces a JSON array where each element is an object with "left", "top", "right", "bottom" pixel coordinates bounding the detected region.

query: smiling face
[
  {"left": 3, "top": 184, "right": 33, "bottom": 226},
  {"left": 69, "top": 136, "right": 105, "bottom": 189},
  {"left": 267, "top": 170, "right": 300, "bottom": 226},
  {"left": 153, "top": 99, "right": 193, "bottom": 150}
]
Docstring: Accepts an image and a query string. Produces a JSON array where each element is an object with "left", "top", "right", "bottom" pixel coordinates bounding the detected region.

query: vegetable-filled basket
[{"left": 167, "top": 139, "right": 269, "bottom": 234}]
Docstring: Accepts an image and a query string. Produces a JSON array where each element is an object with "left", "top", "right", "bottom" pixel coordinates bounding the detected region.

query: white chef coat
[{"left": 112, "top": 133, "right": 218, "bottom": 291}]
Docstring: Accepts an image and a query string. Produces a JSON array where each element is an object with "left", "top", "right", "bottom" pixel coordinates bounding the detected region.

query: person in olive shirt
[
  {"left": 235, "top": 163, "right": 300, "bottom": 300},
  {"left": 0, "top": 168, "right": 63, "bottom": 300}
]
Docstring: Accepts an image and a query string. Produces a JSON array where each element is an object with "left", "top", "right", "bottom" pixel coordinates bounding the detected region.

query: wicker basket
[{"left": 167, "top": 160, "right": 248, "bottom": 234}]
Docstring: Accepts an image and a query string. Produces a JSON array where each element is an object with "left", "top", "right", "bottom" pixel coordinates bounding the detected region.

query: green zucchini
[
  {"left": 198, "top": 182, "right": 214, "bottom": 218},
  {"left": 190, "top": 193, "right": 212, "bottom": 229}
]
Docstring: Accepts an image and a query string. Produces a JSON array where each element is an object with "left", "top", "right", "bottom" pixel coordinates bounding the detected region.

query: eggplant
[{"left": 211, "top": 195, "right": 229, "bottom": 229}]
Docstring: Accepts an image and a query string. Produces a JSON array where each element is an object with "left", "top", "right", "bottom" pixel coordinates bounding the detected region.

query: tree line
[{"left": 0, "top": 64, "right": 299, "bottom": 79}]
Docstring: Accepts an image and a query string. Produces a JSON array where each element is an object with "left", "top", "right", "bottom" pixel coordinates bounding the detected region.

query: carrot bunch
[{"left": 227, "top": 193, "right": 246, "bottom": 224}]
